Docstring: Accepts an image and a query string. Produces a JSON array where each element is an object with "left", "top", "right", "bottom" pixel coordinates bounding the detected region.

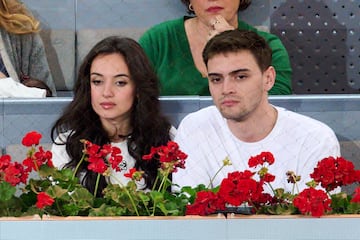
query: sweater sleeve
[{"left": 23, "top": 33, "right": 57, "bottom": 96}]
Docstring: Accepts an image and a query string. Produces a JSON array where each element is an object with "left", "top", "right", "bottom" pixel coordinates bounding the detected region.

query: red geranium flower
[
  {"left": 293, "top": 188, "right": 331, "bottom": 217},
  {"left": 124, "top": 168, "right": 137, "bottom": 178},
  {"left": 36, "top": 192, "right": 55, "bottom": 209},
  {"left": 0, "top": 154, "right": 11, "bottom": 170},
  {"left": 22, "top": 147, "right": 53, "bottom": 172},
  {"left": 262, "top": 173, "right": 275, "bottom": 183},
  {"left": 142, "top": 141, "right": 187, "bottom": 173},
  {"left": 3, "top": 162, "right": 28, "bottom": 186},
  {"left": 186, "top": 190, "right": 225, "bottom": 216},
  {"left": 124, "top": 168, "right": 143, "bottom": 181},
  {"left": 21, "top": 131, "right": 42, "bottom": 147},
  {"left": 310, "top": 157, "right": 360, "bottom": 191},
  {"left": 218, "top": 170, "right": 264, "bottom": 207},
  {"left": 82, "top": 140, "right": 102, "bottom": 157},
  {"left": 82, "top": 141, "right": 123, "bottom": 174},
  {"left": 248, "top": 151, "right": 275, "bottom": 168},
  {"left": 351, "top": 187, "right": 360, "bottom": 203},
  {"left": 108, "top": 146, "right": 123, "bottom": 172},
  {"left": 34, "top": 147, "right": 53, "bottom": 167},
  {"left": 87, "top": 156, "right": 108, "bottom": 174}
]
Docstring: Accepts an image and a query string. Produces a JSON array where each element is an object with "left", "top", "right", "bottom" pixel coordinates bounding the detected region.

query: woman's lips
[
  {"left": 100, "top": 102, "right": 116, "bottom": 109},
  {"left": 206, "top": 6, "right": 223, "bottom": 13}
]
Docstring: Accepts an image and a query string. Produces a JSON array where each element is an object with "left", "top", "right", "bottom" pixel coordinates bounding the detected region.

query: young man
[{"left": 173, "top": 29, "right": 340, "bottom": 193}]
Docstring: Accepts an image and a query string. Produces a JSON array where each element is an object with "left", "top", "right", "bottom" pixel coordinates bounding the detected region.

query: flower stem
[
  {"left": 151, "top": 200, "right": 157, "bottom": 216},
  {"left": 295, "top": 182, "right": 300, "bottom": 194},
  {"left": 248, "top": 199, "right": 259, "bottom": 212},
  {"left": 93, "top": 174, "right": 100, "bottom": 197},
  {"left": 140, "top": 197, "right": 151, "bottom": 216},
  {"left": 151, "top": 175, "right": 160, "bottom": 192},
  {"left": 110, "top": 175, "right": 140, "bottom": 216},
  {"left": 291, "top": 181, "right": 300, "bottom": 195},
  {"left": 152, "top": 171, "right": 171, "bottom": 216},
  {"left": 126, "top": 188, "right": 140, "bottom": 216},
  {"left": 268, "top": 183, "right": 276, "bottom": 196},
  {"left": 30, "top": 146, "right": 40, "bottom": 172},
  {"left": 158, "top": 171, "right": 169, "bottom": 193},
  {"left": 5, "top": 201, "right": 10, "bottom": 216},
  {"left": 208, "top": 165, "right": 226, "bottom": 189},
  {"left": 56, "top": 200, "right": 64, "bottom": 216},
  {"left": 72, "top": 154, "right": 86, "bottom": 180}
]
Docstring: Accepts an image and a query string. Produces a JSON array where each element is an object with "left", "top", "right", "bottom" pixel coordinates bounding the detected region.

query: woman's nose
[{"left": 102, "top": 82, "right": 114, "bottom": 97}]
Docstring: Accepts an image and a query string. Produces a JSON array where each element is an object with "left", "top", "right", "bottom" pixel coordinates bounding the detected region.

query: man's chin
[
  {"left": 218, "top": 107, "right": 246, "bottom": 121},
  {"left": 219, "top": 110, "right": 236, "bottom": 120}
]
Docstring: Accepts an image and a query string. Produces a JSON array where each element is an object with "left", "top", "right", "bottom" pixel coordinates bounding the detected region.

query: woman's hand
[{"left": 208, "top": 15, "right": 235, "bottom": 40}]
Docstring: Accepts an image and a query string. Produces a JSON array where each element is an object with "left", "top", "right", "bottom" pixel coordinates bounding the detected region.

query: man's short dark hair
[{"left": 202, "top": 29, "right": 272, "bottom": 72}]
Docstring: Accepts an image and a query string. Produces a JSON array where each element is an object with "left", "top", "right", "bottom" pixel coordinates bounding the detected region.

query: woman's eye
[
  {"left": 91, "top": 80, "right": 102, "bottom": 85},
  {"left": 116, "top": 81, "right": 127, "bottom": 86}
]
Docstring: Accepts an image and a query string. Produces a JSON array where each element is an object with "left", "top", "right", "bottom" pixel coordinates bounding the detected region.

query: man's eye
[
  {"left": 210, "top": 77, "right": 221, "bottom": 83},
  {"left": 236, "top": 74, "right": 247, "bottom": 80}
]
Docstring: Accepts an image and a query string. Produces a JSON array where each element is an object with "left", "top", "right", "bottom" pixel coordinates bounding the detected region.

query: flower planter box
[
  {"left": 0, "top": 215, "right": 359, "bottom": 240},
  {"left": 227, "top": 214, "right": 360, "bottom": 240}
]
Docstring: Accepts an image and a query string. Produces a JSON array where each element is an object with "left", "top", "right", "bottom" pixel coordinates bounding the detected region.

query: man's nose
[{"left": 222, "top": 77, "right": 235, "bottom": 94}]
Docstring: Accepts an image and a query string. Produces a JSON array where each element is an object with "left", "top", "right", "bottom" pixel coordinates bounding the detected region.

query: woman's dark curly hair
[
  {"left": 180, "top": 0, "right": 252, "bottom": 14},
  {"left": 51, "top": 36, "right": 172, "bottom": 196}
]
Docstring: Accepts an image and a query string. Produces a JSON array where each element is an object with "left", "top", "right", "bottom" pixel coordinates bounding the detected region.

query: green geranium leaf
[
  {"left": 70, "top": 188, "right": 93, "bottom": 202},
  {"left": 346, "top": 202, "right": 360, "bottom": 214},
  {"left": 39, "top": 164, "right": 57, "bottom": 177},
  {"left": 63, "top": 203, "right": 81, "bottom": 216},
  {"left": 0, "top": 181, "right": 16, "bottom": 202},
  {"left": 150, "top": 191, "right": 164, "bottom": 202},
  {"left": 48, "top": 185, "right": 68, "bottom": 198},
  {"left": 163, "top": 201, "right": 180, "bottom": 216},
  {"left": 0, "top": 197, "right": 23, "bottom": 217},
  {"left": 89, "top": 204, "right": 127, "bottom": 216},
  {"left": 138, "top": 192, "right": 150, "bottom": 204}
]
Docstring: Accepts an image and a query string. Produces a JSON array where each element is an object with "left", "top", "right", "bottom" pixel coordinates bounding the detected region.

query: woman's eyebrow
[{"left": 90, "top": 72, "right": 130, "bottom": 78}]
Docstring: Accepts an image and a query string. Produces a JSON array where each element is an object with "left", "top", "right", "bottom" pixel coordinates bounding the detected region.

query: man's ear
[{"left": 263, "top": 66, "right": 276, "bottom": 91}]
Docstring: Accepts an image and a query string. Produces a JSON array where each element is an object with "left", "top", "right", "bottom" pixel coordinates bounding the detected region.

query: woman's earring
[{"left": 189, "top": 3, "right": 194, "bottom": 11}]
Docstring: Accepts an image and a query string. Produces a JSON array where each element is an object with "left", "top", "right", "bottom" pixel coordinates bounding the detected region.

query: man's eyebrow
[
  {"left": 208, "top": 68, "right": 250, "bottom": 76},
  {"left": 208, "top": 72, "right": 221, "bottom": 77},
  {"left": 230, "top": 68, "right": 250, "bottom": 75}
]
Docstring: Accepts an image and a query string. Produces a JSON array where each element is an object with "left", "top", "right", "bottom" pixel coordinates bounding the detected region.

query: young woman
[{"left": 51, "top": 36, "right": 174, "bottom": 196}]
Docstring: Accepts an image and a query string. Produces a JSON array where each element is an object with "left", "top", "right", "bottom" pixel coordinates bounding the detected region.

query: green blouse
[{"left": 139, "top": 17, "right": 292, "bottom": 95}]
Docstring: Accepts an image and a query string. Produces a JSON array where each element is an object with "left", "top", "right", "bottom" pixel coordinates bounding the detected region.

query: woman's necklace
[{"left": 118, "top": 132, "right": 132, "bottom": 139}]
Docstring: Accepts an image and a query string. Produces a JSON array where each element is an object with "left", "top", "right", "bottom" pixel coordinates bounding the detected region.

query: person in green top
[{"left": 139, "top": 0, "right": 292, "bottom": 96}]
